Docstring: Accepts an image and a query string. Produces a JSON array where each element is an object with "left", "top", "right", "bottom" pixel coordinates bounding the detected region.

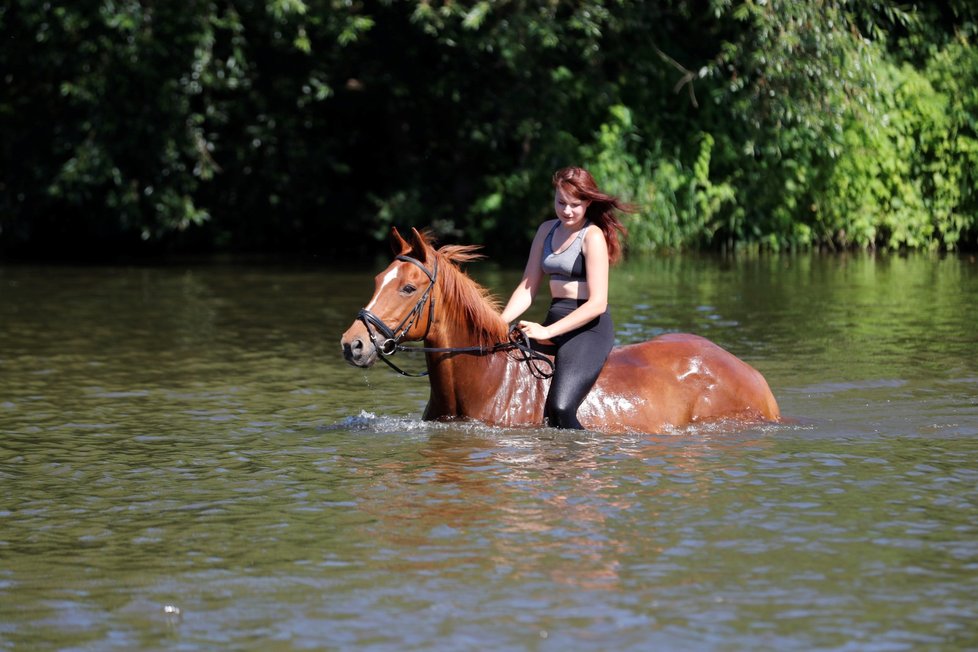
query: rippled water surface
[{"left": 1, "top": 253, "right": 977, "bottom": 650}]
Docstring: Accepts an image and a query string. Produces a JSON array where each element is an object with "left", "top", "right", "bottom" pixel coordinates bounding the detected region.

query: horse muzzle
[{"left": 340, "top": 325, "right": 378, "bottom": 368}]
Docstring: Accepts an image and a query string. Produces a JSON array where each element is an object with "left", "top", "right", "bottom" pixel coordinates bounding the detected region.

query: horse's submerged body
[{"left": 341, "top": 228, "right": 780, "bottom": 434}]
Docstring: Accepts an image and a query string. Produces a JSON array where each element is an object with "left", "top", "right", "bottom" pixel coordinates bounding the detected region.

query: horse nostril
[{"left": 342, "top": 337, "right": 365, "bottom": 363}]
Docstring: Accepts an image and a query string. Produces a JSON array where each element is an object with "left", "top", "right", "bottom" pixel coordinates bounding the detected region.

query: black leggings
[{"left": 538, "top": 298, "right": 614, "bottom": 429}]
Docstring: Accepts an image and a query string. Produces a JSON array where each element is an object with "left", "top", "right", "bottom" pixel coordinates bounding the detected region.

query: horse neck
[
  {"left": 425, "top": 315, "right": 503, "bottom": 350},
  {"left": 426, "top": 262, "right": 508, "bottom": 351},
  {"left": 420, "top": 268, "right": 542, "bottom": 422}
]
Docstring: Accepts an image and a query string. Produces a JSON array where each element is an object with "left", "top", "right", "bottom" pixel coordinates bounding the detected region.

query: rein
[
  {"left": 381, "top": 329, "right": 554, "bottom": 379},
  {"left": 355, "top": 254, "right": 554, "bottom": 379}
]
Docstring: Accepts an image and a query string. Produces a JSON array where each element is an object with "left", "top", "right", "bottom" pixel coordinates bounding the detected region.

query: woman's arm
[
  {"left": 518, "top": 226, "right": 609, "bottom": 340},
  {"left": 500, "top": 221, "right": 551, "bottom": 324}
]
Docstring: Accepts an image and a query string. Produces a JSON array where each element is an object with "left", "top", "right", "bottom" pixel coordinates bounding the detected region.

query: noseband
[{"left": 356, "top": 255, "right": 438, "bottom": 375}]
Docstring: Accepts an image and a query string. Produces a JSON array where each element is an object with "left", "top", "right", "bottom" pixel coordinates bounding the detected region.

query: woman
[{"left": 500, "top": 167, "right": 635, "bottom": 429}]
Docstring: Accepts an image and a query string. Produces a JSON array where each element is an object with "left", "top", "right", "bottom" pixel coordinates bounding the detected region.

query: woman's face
[{"left": 553, "top": 186, "right": 590, "bottom": 228}]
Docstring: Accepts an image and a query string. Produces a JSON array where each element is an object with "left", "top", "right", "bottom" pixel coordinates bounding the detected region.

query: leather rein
[{"left": 355, "top": 254, "right": 553, "bottom": 378}]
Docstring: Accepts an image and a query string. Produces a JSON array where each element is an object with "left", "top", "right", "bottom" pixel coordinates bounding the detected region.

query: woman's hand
[{"left": 517, "top": 320, "right": 552, "bottom": 342}]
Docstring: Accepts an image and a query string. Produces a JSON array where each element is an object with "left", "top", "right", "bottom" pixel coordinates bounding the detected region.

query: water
[{"left": 1, "top": 253, "right": 977, "bottom": 650}]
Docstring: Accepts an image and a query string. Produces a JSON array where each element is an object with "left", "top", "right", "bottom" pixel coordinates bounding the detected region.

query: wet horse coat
[{"left": 341, "top": 228, "right": 780, "bottom": 434}]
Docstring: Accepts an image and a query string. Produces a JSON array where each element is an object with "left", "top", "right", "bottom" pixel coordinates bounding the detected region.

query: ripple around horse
[{"left": 341, "top": 227, "right": 780, "bottom": 434}]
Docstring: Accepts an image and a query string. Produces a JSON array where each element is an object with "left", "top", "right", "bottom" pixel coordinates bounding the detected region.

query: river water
[{"left": 1, "top": 253, "right": 976, "bottom": 650}]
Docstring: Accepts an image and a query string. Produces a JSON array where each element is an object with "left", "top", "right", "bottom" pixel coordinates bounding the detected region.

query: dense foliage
[{"left": 2, "top": 0, "right": 975, "bottom": 259}]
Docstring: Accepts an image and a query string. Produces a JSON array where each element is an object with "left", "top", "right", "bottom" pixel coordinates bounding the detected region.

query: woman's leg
[{"left": 543, "top": 302, "right": 614, "bottom": 429}]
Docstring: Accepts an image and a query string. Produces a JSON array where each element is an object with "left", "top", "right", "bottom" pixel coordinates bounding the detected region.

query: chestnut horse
[{"left": 341, "top": 227, "right": 780, "bottom": 434}]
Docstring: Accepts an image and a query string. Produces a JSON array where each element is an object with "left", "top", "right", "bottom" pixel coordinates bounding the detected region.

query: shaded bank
[{"left": 2, "top": 1, "right": 976, "bottom": 259}]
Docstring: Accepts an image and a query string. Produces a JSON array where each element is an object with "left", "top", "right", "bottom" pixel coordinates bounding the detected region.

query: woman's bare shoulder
[
  {"left": 582, "top": 223, "right": 609, "bottom": 253},
  {"left": 531, "top": 219, "right": 558, "bottom": 241}
]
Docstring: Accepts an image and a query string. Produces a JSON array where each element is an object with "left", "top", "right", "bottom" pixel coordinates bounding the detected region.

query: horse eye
[{"left": 401, "top": 284, "right": 417, "bottom": 295}]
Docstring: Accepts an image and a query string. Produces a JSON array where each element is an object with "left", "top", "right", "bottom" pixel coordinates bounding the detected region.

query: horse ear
[
  {"left": 390, "top": 227, "right": 412, "bottom": 256},
  {"left": 408, "top": 227, "right": 432, "bottom": 261}
]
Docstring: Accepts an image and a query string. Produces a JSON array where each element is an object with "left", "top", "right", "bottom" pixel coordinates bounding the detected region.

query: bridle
[
  {"left": 356, "top": 255, "right": 438, "bottom": 374},
  {"left": 354, "top": 254, "right": 553, "bottom": 378}
]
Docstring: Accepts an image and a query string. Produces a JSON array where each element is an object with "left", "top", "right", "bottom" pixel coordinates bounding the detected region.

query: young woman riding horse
[{"left": 501, "top": 167, "right": 636, "bottom": 429}]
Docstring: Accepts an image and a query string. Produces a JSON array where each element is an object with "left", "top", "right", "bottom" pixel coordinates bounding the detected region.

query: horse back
[{"left": 583, "top": 333, "right": 780, "bottom": 431}]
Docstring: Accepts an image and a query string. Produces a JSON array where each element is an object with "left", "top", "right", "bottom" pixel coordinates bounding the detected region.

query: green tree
[{"left": 1, "top": 1, "right": 975, "bottom": 258}]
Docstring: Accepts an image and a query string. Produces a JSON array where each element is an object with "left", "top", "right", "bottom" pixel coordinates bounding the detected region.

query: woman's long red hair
[{"left": 552, "top": 167, "right": 635, "bottom": 264}]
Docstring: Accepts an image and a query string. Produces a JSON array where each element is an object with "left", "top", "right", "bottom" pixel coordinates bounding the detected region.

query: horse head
[{"left": 341, "top": 227, "right": 438, "bottom": 368}]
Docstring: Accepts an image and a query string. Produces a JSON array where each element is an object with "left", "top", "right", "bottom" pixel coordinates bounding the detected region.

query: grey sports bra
[{"left": 542, "top": 221, "right": 589, "bottom": 281}]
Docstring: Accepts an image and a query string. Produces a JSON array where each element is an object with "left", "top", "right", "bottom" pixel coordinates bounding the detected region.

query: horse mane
[{"left": 430, "top": 242, "right": 509, "bottom": 348}]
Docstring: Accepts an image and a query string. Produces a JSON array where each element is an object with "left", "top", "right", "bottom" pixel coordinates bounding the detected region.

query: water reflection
[
  {"left": 347, "top": 423, "right": 785, "bottom": 598},
  {"left": 309, "top": 413, "right": 978, "bottom": 648}
]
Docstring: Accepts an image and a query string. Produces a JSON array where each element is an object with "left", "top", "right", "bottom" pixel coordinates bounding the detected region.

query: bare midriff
[{"left": 549, "top": 278, "right": 589, "bottom": 301}]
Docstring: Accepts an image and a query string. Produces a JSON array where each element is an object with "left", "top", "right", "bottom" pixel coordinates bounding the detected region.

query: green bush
[
  {"left": 813, "top": 36, "right": 978, "bottom": 250},
  {"left": 1, "top": 1, "right": 975, "bottom": 256},
  {"left": 584, "top": 106, "right": 735, "bottom": 253}
]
